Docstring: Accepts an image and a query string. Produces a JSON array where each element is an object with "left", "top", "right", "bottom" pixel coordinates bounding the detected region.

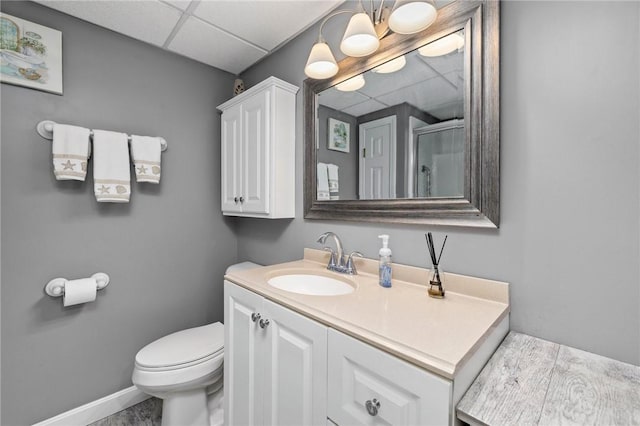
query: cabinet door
[
  {"left": 221, "top": 105, "right": 243, "bottom": 213},
  {"left": 328, "top": 329, "right": 451, "bottom": 426},
  {"left": 263, "top": 299, "right": 328, "bottom": 426},
  {"left": 241, "top": 90, "right": 270, "bottom": 214},
  {"left": 224, "top": 281, "right": 266, "bottom": 426}
]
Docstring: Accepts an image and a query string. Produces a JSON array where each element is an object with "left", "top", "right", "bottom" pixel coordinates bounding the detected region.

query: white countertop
[{"left": 225, "top": 249, "right": 510, "bottom": 379}]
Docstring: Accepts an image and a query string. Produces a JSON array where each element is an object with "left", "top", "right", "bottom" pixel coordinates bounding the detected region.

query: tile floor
[{"left": 88, "top": 397, "right": 162, "bottom": 426}]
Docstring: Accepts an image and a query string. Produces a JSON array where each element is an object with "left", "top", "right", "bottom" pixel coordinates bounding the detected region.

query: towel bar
[
  {"left": 45, "top": 272, "right": 110, "bottom": 297},
  {"left": 36, "top": 120, "right": 168, "bottom": 151}
]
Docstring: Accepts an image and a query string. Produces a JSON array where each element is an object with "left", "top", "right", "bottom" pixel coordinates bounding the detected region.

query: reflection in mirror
[{"left": 316, "top": 29, "right": 465, "bottom": 201}]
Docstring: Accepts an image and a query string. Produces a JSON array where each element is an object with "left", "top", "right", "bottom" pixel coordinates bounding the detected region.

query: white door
[
  {"left": 263, "top": 299, "right": 328, "bottom": 426},
  {"left": 221, "top": 105, "right": 243, "bottom": 213},
  {"left": 224, "top": 281, "right": 266, "bottom": 426},
  {"left": 359, "top": 116, "right": 396, "bottom": 199},
  {"left": 242, "top": 90, "right": 270, "bottom": 214}
]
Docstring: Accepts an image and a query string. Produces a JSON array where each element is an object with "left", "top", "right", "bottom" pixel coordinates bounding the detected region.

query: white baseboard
[{"left": 32, "top": 386, "right": 151, "bottom": 426}]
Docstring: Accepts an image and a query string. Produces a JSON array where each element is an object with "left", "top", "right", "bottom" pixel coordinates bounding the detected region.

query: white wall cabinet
[
  {"left": 224, "top": 281, "right": 328, "bottom": 426},
  {"left": 218, "top": 77, "right": 298, "bottom": 218}
]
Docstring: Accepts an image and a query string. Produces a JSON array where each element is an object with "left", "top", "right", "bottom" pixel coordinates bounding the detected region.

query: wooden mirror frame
[{"left": 304, "top": 0, "right": 500, "bottom": 228}]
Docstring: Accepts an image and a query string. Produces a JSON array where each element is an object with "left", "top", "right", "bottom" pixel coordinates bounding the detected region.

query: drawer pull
[
  {"left": 365, "top": 399, "right": 380, "bottom": 416},
  {"left": 251, "top": 313, "right": 261, "bottom": 322},
  {"left": 259, "top": 318, "right": 270, "bottom": 329}
]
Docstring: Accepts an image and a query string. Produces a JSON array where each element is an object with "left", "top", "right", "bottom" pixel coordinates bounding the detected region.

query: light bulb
[
  {"left": 335, "top": 75, "right": 365, "bottom": 92},
  {"left": 371, "top": 55, "right": 407, "bottom": 74},
  {"left": 389, "top": 1, "right": 437, "bottom": 35},
  {"left": 340, "top": 13, "right": 380, "bottom": 57},
  {"left": 418, "top": 32, "right": 465, "bottom": 57},
  {"left": 304, "top": 42, "right": 338, "bottom": 79}
]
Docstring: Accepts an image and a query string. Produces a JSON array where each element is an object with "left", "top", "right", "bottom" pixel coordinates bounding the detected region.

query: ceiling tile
[
  {"left": 35, "top": 0, "right": 182, "bottom": 46},
  {"left": 160, "top": 0, "right": 192, "bottom": 11},
  {"left": 343, "top": 98, "right": 388, "bottom": 117},
  {"left": 193, "top": 0, "right": 341, "bottom": 50},
  {"left": 318, "top": 89, "right": 370, "bottom": 112},
  {"left": 167, "top": 16, "right": 267, "bottom": 74}
]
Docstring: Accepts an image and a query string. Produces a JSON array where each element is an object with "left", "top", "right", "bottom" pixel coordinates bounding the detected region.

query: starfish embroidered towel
[
  {"left": 327, "top": 163, "right": 340, "bottom": 200},
  {"left": 130, "top": 135, "right": 162, "bottom": 184},
  {"left": 52, "top": 124, "right": 91, "bottom": 181},
  {"left": 317, "top": 162, "right": 330, "bottom": 201},
  {"left": 92, "top": 130, "right": 131, "bottom": 203}
]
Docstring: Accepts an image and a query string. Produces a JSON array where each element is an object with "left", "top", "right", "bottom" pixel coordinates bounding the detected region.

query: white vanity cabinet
[
  {"left": 217, "top": 77, "right": 298, "bottom": 218},
  {"left": 327, "top": 329, "right": 450, "bottom": 426},
  {"left": 224, "top": 281, "right": 328, "bottom": 426}
]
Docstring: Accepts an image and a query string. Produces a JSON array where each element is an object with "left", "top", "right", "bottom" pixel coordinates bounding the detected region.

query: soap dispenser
[{"left": 378, "top": 234, "right": 392, "bottom": 288}]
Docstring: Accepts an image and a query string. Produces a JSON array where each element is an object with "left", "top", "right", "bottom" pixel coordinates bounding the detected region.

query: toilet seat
[
  {"left": 135, "top": 322, "right": 224, "bottom": 369},
  {"left": 132, "top": 322, "right": 225, "bottom": 393}
]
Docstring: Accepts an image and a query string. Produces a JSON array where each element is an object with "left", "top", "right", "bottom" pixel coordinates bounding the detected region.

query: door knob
[
  {"left": 365, "top": 399, "right": 380, "bottom": 416},
  {"left": 251, "top": 312, "right": 261, "bottom": 323},
  {"left": 234, "top": 197, "right": 239, "bottom": 203},
  {"left": 239, "top": 196, "right": 245, "bottom": 203},
  {"left": 259, "top": 318, "right": 270, "bottom": 329}
]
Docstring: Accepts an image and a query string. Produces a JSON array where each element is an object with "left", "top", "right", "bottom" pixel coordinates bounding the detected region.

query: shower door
[{"left": 414, "top": 120, "right": 465, "bottom": 199}]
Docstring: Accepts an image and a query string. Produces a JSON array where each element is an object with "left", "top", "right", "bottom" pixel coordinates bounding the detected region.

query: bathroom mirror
[{"left": 304, "top": 0, "right": 499, "bottom": 227}]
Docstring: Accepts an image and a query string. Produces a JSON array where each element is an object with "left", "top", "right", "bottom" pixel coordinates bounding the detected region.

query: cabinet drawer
[{"left": 328, "top": 329, "right": 451, "bottom": 426}]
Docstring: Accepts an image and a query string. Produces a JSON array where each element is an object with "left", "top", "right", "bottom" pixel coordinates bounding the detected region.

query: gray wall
[
  {"left": 239, "top": 1, "right": 640, "bottom": 365},
  {"left": 317, "top": 105, "right": 358, "bottom": 199},
  {"left": 0, "top": 2, "right": 237, "bottom": 424}
]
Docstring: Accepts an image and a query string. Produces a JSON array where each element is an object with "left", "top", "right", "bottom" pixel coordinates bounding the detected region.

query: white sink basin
[{"left": 267, "top": 274, "right": 355, "bottom": 296}]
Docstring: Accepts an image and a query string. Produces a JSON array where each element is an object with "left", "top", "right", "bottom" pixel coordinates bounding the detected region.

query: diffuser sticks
[{"left": 425, "top": 232, "right": 447, "bottom": 298}]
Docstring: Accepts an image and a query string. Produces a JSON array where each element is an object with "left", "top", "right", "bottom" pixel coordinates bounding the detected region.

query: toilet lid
[{"left": 135, "top": 322, "right": 224, "bottom": 368}]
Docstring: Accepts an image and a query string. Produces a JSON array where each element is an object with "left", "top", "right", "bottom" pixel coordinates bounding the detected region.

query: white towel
[
  {"left": 130, "top": 135, "right": 162, "bottom": 184},
  {"left": 327, "top": 163, "right": 339, "bottom": 200},
  {"left": 52, "top": 124, "right": 91, "bottom": 181},
  {"left": 317, "top": 162, "right": 330, "bottom": 201},
  {"left": 92, "top": 130, "right": 131, "bottom": 203}
]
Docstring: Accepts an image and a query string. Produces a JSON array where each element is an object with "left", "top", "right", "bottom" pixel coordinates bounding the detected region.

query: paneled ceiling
[
  {"left": 318, "top": 33, "right": 465, "bottom": 121},
  {"left": 34, "top": 0, "right": 343, "bottom": 75}
]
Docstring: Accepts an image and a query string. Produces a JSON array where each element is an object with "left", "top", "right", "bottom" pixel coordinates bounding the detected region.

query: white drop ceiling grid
[
  {"left": 319, "top": 48, "right": 465, "bottom": 120},
  {"left": 34, "top": 0, "right": 344, "bottom": 75}
]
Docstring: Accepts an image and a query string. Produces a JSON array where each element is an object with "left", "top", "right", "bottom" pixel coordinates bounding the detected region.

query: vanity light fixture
[
  {"left": 335, "top": 74, "right": 366, "bottom": 92},
  {"left": 371, "top": 55, "right": 406, "bottom": 73},
  {"left": 304, "top": 42, "right": 339, "bottom": 79},
  {"left": 304, "top": 1, "right": 437, "bottom": 79},
  {"left": 388, "top": 0, "right": 437, "bottom": 34},
  {"left": 340, "top": 12, "right": 380, "bottom": 57},
  {"left": 418, "top": 32, "right": 465, "bottom": 57}
]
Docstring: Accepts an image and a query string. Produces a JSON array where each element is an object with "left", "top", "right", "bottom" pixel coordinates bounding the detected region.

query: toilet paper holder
[{"left": 45, "top": 272, "right": 110, "bottom": 297}]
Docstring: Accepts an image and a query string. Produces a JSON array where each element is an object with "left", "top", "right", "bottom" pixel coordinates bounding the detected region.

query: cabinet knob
[
  {"left": 251, "top": 312, "right": 261, "bottom": 323},
  {"left": 259, "top": 318, "right": 270, "bottom": 329},
  {"left": 239, "top": 196, "right": 245, "bottom": 203},
  {"left": 234, "top": 197, "right": 239, "bottom": 204},
  {"left": 365, "top": 399, "right": 380, "bottom": 416}
]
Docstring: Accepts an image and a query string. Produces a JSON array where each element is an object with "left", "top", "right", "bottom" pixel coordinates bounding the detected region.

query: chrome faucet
[{"left": 317, "top": 232, "right": 363, "bottom": 275}]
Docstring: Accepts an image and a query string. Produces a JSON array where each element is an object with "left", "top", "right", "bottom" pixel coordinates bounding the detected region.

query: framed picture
[
  {"left": 328, "top": 118, "right": 350, "bottom": 153},
  {"left": 1, "top": 13, "right": 63, "bottom": 95}
]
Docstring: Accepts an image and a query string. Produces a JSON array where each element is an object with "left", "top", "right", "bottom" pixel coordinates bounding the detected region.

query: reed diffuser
[{"left": 425, "top": 232, "right": 447, "bottom": 298}]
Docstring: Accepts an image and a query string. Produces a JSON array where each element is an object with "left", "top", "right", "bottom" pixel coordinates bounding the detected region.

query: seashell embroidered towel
[
  {"left": 92, "top": 130, "right": 131, "bottom": 203},
  {"left": 52, "top": 124, "right": 91, "bottom": 181},
  {"left": 130, "top": 135, "right": 162, "bottom": 184}
]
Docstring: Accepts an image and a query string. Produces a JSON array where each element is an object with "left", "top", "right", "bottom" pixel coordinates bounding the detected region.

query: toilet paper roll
[{"left": 63, "top": 278, "right": 97, "bottom": 307}]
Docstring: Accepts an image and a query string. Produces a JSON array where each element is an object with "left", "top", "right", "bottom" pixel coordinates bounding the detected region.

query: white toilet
[
  {"left": 132, "top": 261, "right": 261, "bottom": 426},
  {"left": 132, "top": 322, "right": 225, "bottom": 426}
]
